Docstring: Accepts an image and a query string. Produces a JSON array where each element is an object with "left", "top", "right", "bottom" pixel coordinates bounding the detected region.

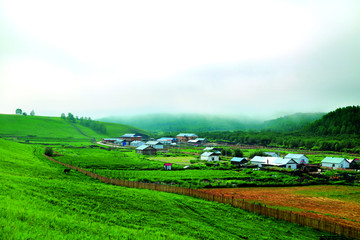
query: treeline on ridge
[
  {"left": 61, "top": 113, "right": 107, "bottom": 134},
  {"left": 199, "top": 106, "right": 360, "bottom": 153}
]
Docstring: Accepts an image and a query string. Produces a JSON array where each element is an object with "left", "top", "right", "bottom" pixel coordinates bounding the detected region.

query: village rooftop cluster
[{"left": 102, "top": 133, "right": 360, "bottom": 171}]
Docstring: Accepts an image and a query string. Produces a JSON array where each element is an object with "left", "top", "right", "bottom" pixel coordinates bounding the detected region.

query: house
[
  {"left": 176, "top": 133, "right": 198, "bottom": 142},
  {"left": 130, "top": 141, "right": 145, "bottom": 147},
  {"left": 321, "top": 157, "right": 350, "bottom": 169},
  {"left": 200, "top": 152, "right": 220, "bottom": 162},
  {"left": 284, "top": 154, "right": 309, "bottom": 164},
  {"left": 203, "top": 147, "right": 221, "bottom": 155},
  {"left": 188, "top": 138, "right": 207, "bottom": 146},
  {"left": 265, "top": 152, "right": 280, "bottom": 157},
  {"left": 230, "top": 157, "right": 248, "bottom": 166},
  {"left": 120, "top": 133, "right": 143, "bottom": 141},
  {"left": 250, "top": 156, "right": 297, "bottom": 169},
  {"left": 145, "top": 141, "right": 164, "bottom": 149},
  {"left": 164, "top": 163, "right": 172, "bottom": 170},
  {"left": 157, "top": 137, "right": 177, "bottom": 145},
  {"left": 349, "top": 159, "right": 360, "bottom": 169},
  {"left": 102, "top": 138, "right": 121, "bottom": 144},
  {"left": 135, "top": 145, "right": 157, "bottom": 155},
  {"left": 270, "top": 158, "right": 298, "bottom": 170},
  {"left": 250, "top": 156, "right": 277, "bottom": 167}
]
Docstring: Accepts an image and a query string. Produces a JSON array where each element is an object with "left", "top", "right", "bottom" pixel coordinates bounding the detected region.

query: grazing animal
[{"left": 64, "top": 168, "right": 71, "bottom": 174}]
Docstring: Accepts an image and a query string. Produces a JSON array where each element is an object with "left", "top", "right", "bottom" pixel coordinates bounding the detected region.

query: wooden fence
[{"left": 45, "top": 154, "right": 360, "bottom": 239}]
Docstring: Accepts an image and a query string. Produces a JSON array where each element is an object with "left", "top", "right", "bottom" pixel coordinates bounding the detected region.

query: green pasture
[
  {"left": 148, "top": 156, "right": 196, "bottom": 165},
  {"left": 293, "top": 185, "right": 360, "bottom": 204},
  {"left": 0, "top": 114, "right": 148, "bottom": 144},
  {"left": 0, "top": 139, "right": 333, "bottom": 239},
  {"left": 54, "top": 147, "right": 166, "bottom": 170},
  {"left": 92, "top": 168, "right": 313, "bottom": 188}
]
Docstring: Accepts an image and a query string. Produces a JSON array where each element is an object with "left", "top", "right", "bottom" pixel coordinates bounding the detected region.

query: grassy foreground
[{"left": 0, "top": 139, "right": 331, "bottom": 239}]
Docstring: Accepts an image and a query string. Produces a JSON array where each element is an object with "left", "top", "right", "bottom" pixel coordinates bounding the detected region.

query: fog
[{"left": 1, "top": 0, "right": 359, "bottom": 119}]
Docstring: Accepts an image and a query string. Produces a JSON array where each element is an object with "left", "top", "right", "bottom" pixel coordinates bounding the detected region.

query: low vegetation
[{"left": 0, "top": 139, "right": 333, "bottom": 239}]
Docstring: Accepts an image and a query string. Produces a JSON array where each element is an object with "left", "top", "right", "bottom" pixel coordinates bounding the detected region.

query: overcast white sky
[{"left": 1, "top": 0, "right": 359, "bottom": 119}]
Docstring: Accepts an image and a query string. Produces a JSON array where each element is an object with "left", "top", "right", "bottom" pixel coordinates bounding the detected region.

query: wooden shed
[{"left": 136, "top": 145, "right": 157, "bottom": 155}]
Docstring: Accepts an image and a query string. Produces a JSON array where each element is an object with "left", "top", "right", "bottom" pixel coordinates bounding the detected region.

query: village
[{"left": 101, "top": 133, "right": 360, "bottom": 172}]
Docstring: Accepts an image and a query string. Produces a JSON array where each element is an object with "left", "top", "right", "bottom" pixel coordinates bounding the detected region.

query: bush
[{"left": 44, "top": 147, "right": 53, "bottom": 157}]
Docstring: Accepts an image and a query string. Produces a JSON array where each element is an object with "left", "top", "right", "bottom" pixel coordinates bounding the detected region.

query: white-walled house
[
  {"left": 201, "top": 152, "right": 220, "bottom": 162},
  {"left": 250, "top": 156, "right": 278, "bottom": 167},
  {"left": 271, "top": 158, "right": 298, "bottom": 169},
  {"left": 321, "top": 157, "right": 350, "bottom": 169},
  {"left": 284, "top": 154, "right": 309, "bottom": 164},
  {"left": 250, "top": 156, "right": 297, "bottom": 169}
]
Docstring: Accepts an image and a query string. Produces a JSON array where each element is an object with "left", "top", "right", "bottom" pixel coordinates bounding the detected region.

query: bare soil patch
[{"left": 200, "top": 185, "right": 360, "bottom": 230}]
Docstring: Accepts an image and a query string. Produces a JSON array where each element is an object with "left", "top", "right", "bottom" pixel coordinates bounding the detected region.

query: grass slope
[
  {"left": 0, "top": 114, "right": 147, "bottom": 142},
  {"left": 0, "top": 139, "right": 331, "bottom": 239}
]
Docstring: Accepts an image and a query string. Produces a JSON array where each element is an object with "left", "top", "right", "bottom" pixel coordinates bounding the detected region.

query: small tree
[
  {"left": 233, "top": 148, "right": 244, "bottom": 158},
  {"left": 16, "top": 109, "right": 22, "bottom": 115},
  {"left": 30, "top": 110, "right": 35, "bottom": 116},
  {"left": 22, "top": 112, "right": 27, "bottom": 116},
  {"left": 67, "top": 113, "right": 75, "bottom": 123},
  {"left": 61, "top": 113, "right": 66, "bottom": 120}
]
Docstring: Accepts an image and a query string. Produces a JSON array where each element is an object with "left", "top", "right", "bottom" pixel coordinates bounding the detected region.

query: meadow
[
  {"left": 0, "top": 139, "right": 334, "bottom": 239},
  {"left": 0, "top": 114, "right": 148, "bottom": 145}
]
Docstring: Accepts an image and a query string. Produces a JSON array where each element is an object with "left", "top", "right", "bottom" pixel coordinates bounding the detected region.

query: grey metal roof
[
  {"left": 136, "top": 145, "right": 154, "bottom": 150},
  {"left": 146, "top": 141, "right": 162, "bottom": 145},
  {"left": 201, "top": 152, "right": 216, "bottom": 157},
  {"left": 284, "top": 154, "right": 307, "bottom": 159},
  {"left": 231, "top": 157, "right": 246, "bottom": 162},
  {"left": 321, "top": 157, "right": 347, "bottom": 164},
  {"left": 121, "top": 133, "right": 139, "bottom": 138},
  {"left": 176, "top": 133, "right": 198, "bottom": 137}
]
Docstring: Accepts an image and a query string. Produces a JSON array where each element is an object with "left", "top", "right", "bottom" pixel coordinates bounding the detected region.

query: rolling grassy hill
[
  {"left": 0, "top": 139, "right": 331, "bottom": 239},
  {"left": 0, "top": 114, "right": 147, "bottom": 143}
]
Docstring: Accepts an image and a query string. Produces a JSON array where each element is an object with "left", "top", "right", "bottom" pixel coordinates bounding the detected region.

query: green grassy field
[
  {"left": 0, "top": 139, "right": 333, "bottom": 239},
  {"left": 0, "top": 114, "right": 147, "bottom": 144}
]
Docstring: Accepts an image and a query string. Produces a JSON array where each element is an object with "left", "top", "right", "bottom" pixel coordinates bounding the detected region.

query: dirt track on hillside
[{"left": 200, "top": 186, "right": 360, "bottom": 230}]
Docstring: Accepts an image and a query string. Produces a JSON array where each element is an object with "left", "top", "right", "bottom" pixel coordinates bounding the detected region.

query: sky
[{"left": 0, "top": 0, "right": 359, "bottom": 120}]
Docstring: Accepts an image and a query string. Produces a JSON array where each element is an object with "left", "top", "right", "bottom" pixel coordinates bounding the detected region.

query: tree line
[{"left": 61, "top": 113, "right": 107, "bottom": 134}]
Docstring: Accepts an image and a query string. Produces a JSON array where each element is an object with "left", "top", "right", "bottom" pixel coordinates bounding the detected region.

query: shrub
[{"left": 44, "top": 147, "right": 53, "bottom": 157}]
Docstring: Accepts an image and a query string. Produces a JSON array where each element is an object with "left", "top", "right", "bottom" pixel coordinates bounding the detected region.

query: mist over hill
[
  {"left": 262, "top": 113, "right": 325, "bottom": 132},
  {"left": 99, "top": 112, "right": 325, "bottom": 133},
  {"left": 99, "top": 114, "right": 261, "bottom": 132}
]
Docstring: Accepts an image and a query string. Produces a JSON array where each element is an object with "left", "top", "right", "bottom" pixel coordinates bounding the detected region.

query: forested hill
[
  {"left": 306, "top": 106, "right": 360, "bottom": 135},
  {"left": 262, "top": 113, "right": 325, "bottom": 132}
]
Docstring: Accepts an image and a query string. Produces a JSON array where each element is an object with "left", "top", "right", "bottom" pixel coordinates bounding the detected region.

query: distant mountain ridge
[
  {"left": 100, "top": 114, "right": 260, "bottom": 132},
  {"left": 100, "top": 112, "right": 325, "bottom": 133}
]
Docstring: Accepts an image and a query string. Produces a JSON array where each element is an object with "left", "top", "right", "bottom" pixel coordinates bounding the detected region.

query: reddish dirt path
[{"left": 200, "top": 186, "right": 360, "bottom": 230}]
